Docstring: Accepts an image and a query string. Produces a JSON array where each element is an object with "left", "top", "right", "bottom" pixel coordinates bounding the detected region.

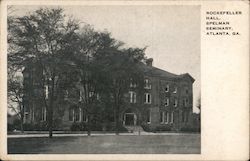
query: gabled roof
[
  {"left": 178, "top": 73, "right": 195, "bottom": 83},
  {"left": 140, "top": 62, "right": 195, "bottom": 83},
  {"left": 143, "top": 65, "right": 179, "bottom": 78}
]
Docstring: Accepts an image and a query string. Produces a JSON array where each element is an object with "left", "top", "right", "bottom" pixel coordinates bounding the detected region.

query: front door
[{"left": 125, "top": 113, "right": 135, "bottom": 125}]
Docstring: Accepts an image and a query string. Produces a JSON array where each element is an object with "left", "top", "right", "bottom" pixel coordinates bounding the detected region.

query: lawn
[{"left": 8, "top": 134, "right": 200, "bottom": 154}]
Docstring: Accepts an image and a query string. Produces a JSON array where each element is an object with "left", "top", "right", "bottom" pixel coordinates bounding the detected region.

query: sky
[{"left": 10, "top": 5, "right": 201, "bottom": 113}]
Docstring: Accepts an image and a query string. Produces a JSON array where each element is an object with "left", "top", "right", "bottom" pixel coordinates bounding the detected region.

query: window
[
  {"left": 186, "top": 111, "right": 189, "bottom": 122},
  {"left": 96, "top": 93, "right": 100, "bottom": 100},
  {"left": 79, "top": 90, "right": 82, "bottom": 101},
  {"left": 130, "top": 79, "right": 137, "bottom": 88},
  {"left": 165, "top": 84, "right": 169, "bottom": 92},
  {"left": 186, "top": 89, "right": 189, "bottom": 94},
  {"left": 146, "top": 110, "right": 151, "bottom": 123},
  {"left": 171, "top": 112, "right": 174, "bottom": 123},
  {"left": 144, "top": 93, "right": 151, "bottom": 104},
  {"left": 41, "top": 107, "right": 47, "bottom": 121},
  {"left": 69, "top": 107, "right": 81, "bottom": 122},
  {"left": 182, "top": 111, "right": 189, "bottom": 122},
  {"left": 144, "top": 79, "right": 151, "bottom": 89},
  {"left": 64, "top": 90, "right": 69, "bottom": 100},
  {"left": 24, "top": 113, "right": 29, "bottom": 123},
  {"left": 45, "top": 85, "right": 49, "bottom": 99},
  {"left": 182, "top": 111, "right": 185, "bottom": 122},
  {"left": 160, "top": 111, "right": 171, "bottom": 124},
  {"left": 160, "top": 111, "right": 165, "bottom": 124},
  {"left": 82, "top": 110, "right": 88, "bottom": 122},
  {"left": 74, "top": 108, "right": 80, "bottom": 122},
  {"left": 165, "top": 112, "right": 169, "bottom": 124},
  {"left": 32, "top": 110, "right": 35, "bottom": 122},
  {"left": 165, "top": 98, "right": 169, "bottom": 106},
  {"left": 89, "top": 91, "right": 94, "bottom": 98},
  {"left": 173, "top": 86, "right": 178, "bottom": 93},
  {"left": 184, "top": 98, "right": 188, "bottom": 107},
  {"left": 69, "top": 108, "right": 74, "bottom": 121},
  {"left": 174, "top": 99, "right": 178, "bottom": 107},
  {"left": 129, "top": 91, "right": 136, "bottom": 103}
]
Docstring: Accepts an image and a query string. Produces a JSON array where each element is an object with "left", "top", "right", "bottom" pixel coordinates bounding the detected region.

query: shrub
[
  {"left": 141, "top": 123, "right": 151, "bottom": 132},
  {"left": 141, "top": 124, "right": 172, "bottom": 132},
  {"left": 23, "top": 123, "right": 34, "bottom": 131},
  {"left": 32, "top": 121, "right": 49, "bottom": 131},
  {"left": 90, "top": 123, "right": 102, "bottom": 131},
  {"left": 7, "top": 123, "right": 14, "bottom": 131},
  {"left": 155, "top": 125, "right": 171, "bottom": 132},
  {"left": 180, "top": 126, "right": 200, "bottom": 133},
  {"left": 70, "top": 122, "right": 81, "bottom": 131},
  {"left": 12, "top": 119, "right": 21, "bottom": 130},
  {"left": 105, "top": 122, "right": 128, "bottom": 132},
  {"left": 70, "top": 122, "right": 88, "bottom": 131},
  {"left": 70, "top": 122, "right": 128, "bottom": 132}
]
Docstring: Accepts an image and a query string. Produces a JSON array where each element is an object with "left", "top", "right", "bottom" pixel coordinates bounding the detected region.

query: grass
[{"left": 8, "top": 134, "right": 200, "bottom": 154}]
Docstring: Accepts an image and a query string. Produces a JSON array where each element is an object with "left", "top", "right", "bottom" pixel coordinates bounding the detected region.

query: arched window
[{"left": 144, "top": 78, "right": 151, "bottom": 89}]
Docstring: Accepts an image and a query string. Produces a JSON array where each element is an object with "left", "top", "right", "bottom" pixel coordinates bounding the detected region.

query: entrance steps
[{"left": 125, "top": 125, "right": 145, "bottom": 133}]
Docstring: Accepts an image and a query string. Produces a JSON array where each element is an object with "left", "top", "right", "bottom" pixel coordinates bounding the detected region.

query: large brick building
[{"left": 22, "top": 58, "right": 197, "bottom": 132}]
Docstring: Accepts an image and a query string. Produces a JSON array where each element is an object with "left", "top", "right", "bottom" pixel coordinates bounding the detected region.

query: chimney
[{"left": 146, "top": 58, "right": 153, "bottom": 67}]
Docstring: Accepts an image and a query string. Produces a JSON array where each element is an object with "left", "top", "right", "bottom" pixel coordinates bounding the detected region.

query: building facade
[{"left": 22, "top": 58, "right": 197, "bottom": 132}]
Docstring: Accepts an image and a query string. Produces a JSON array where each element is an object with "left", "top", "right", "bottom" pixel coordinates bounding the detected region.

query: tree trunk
[
  {"left": 48, "top": 105, "right": 53, "bottom": 138},
  {"left": 114, "top": 105, "right": 119, "bottom": 135},
  {"left": 48, "top": 93, "right": 54, "bottom": 138},
  {"left": 20, "top": 104, "right": 24, "bottom": 133},
  {"left": 20, "top": 116, "right": 24, "bottom": 133},
  {"left": 87, "top": 115, "right": 91, "bottom": 136},
  {"left": 48, "top": 77, "right": 56, "bottom": 138}
]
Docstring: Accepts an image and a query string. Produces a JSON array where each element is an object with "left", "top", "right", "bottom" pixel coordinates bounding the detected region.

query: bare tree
[{"left": 7, "top": 69, "right": 25, "bottom": 133}]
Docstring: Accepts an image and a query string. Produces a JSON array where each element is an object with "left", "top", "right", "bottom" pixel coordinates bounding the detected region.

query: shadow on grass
[{"left": 8, "top": 135, "right": 201, "bottom": 154}]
